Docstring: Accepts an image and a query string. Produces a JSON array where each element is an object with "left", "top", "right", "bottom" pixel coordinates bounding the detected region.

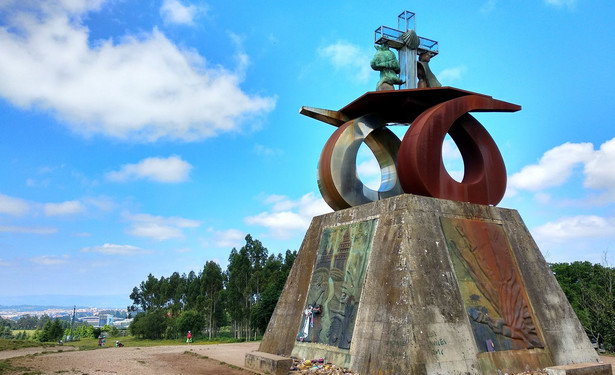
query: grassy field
[{"left": 0, "top": 335, "right": 249, "bottom": 352}]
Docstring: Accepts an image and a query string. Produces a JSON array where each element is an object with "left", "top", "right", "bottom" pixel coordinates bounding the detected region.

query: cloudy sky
[{"left": 1, "top": 0, "right": 614, "bottom": 307}]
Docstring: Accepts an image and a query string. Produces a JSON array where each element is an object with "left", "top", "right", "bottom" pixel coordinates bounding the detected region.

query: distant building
[
  {"left": 98, "top": 314, "right": 113, "bottom": 327},
  {"left": 80, "top": 316, "right": 100, "bottom": 326},
  {"left": 113, "top": 318, "right": 133, "bottom": 329}
]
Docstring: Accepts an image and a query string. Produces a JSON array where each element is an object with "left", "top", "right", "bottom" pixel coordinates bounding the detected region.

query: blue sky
[{"left": 1, "top": 0, "right": 614, "bottom": 308}]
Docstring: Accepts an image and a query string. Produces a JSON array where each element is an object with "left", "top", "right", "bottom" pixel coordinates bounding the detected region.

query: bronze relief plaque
[
  {"left": 441, "top": 217, "right": 543, "bottom": 352},
  {"left": 297, "top": 219, "right": 378, "bottom": 349}
]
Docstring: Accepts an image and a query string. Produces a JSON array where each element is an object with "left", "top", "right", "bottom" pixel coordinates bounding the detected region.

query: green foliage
[
  {"left": 15, "top": 315, "right": 39, "bottom": 330},
  {"left": 176, "top": 310, "right": 204, "bottom": 339},
  {"left": 127, "top": 234, "right": 296, "bottom": 341},
  {"left": 0, "top": 326, "right": 12, "bottom": 339},
  {"left": 129, "top": 310, "right": 168, "bottom": 339},
  {"left": 0, "top": 338, "right": 46, "bottom": 351},
  {"left": 37, "top": 318, "right": 64, "bottom": 342},
  {"left": 551, "top": 260, "right": 615, "bottom": 350}
]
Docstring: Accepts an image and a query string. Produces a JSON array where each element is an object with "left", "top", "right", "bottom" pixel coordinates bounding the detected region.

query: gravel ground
[
  {"left": 1, "top": 341, "right": 261, "bottom": 375},
  {"left": 1, "top": 342, "right": 614, "bottom": 375}
]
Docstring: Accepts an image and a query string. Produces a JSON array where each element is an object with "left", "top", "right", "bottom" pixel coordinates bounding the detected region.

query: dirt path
[
  {"left": 1, "top": 341, "right": 261, "bottom": 375},
  {"left": 2, "top": 342, "right": 614, "bottom": 374}
]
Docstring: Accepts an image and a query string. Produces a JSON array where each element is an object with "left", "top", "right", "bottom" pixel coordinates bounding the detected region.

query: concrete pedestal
[{"left": 254, "top": 194, "right": 603, "bottom": 374}]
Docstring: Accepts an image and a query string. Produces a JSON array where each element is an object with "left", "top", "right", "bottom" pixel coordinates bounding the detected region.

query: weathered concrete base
[
  {"left": 244, "top": 351, "right": 292, "bottom": 375},
  {"left": 256, "top": 194, "right": 600, "bottom": 374},
  {"left": 545, "top": 363, "right": 612, "bottom": 375}
]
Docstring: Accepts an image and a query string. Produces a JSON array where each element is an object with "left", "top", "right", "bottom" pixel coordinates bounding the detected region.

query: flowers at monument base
[{"left": 289, "top": 357, "right": 355, "bottom": 374}]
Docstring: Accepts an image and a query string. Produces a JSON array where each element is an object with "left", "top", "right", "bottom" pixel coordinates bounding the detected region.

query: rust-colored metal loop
[
  {"left": 318, "top": 114, "right": 403, "bottom": 211},
  {"left": 397, "top": 95, "right": 508, "bottom": 205}
]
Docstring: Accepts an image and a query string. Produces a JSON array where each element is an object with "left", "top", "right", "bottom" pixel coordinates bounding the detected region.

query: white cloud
[
  {"left": 81, "top": 243, "right": 146, "bottom": 255},
  {"left": 125, "top": 212, "right": 201, "bottom": 241},
  {"left": 212, "top": 228, "right": 246, "bottom": 248},
  {"left": 533, "top": 215, "right": 615, "bottom": 241},
  {"left": 0, "top": 193, "right": 30, "bottom": 216},
  {"left": 44, "top": 200, "right": 85, "bottom": 216},
  {"left": 437, "top": 66, "right": 466, "bottom": 86},
  {"left": 0, "top": 225, "right": 57, "bottom": 234},
  {"left": 106, "top": 156, "right": 192, "bottom": 183},
  {"left": 319, "top": 41, "right": 372, "bottom": 84},
  {"left": 508, "top": 142, "right": 594, "bottom": 191},
  {"left": 0, "top": 3, "right": 275, "bottom": 142},
  {"left": 30, "top": 255, "right": 69, "bottom": 266},
  {"left": 442, "top": 139, "right": 462, "bottom": 160},
  {"left": 160, "top": 0, "right": 199, "bottom": 25},
  {"left": 128, "top": 222, "right": 184, "bottom": 241},
  {"left": 245, "top": 192, "right": 332, "bottom": 239},
  {"left": 584, "top": 138, "right": 615, "bottom": 191}
]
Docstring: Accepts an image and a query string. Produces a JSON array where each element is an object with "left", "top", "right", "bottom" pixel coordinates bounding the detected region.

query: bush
[
  {"left": 129, "top": 309, "right": 168, "bottom": 339},
  {"left": 176, "top": 310, "right": 204, "bottom": 338}
]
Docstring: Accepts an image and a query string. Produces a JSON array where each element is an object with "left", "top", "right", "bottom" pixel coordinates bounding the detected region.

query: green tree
[
  {"left": 176, "top": 309, "right": 205, "bottom": 338},
  {"left": 0, "top": 325, "right": 12, "bottom": 339},
  {"left": 226, "top": 246, "right": 252, "bottom": 339},
  {"left": 202, "top": 261, "right": 224, "bottom": 339},
  {"left": 16, "top": 314, "right": 38, "bottom": 330},
  {"left": 129, "top": 309, "right": 168, "bottom": 339},
  {"left": 184, "top": 270, "right": 201, "bottom": 311},
  {"left": 551, "top": 260, "right": 615, "bottom": 350}
]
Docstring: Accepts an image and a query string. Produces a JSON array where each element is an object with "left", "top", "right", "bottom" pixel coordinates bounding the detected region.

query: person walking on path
[{"left": 186, "top": 331, "right": 192, "bottom": 344}]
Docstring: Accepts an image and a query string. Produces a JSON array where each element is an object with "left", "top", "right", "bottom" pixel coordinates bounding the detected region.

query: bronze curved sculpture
[{"left": 301, "top": 87, "right": 520, "bottom": 210}]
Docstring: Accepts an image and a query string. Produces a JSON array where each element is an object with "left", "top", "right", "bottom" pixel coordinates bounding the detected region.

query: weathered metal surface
[
  {"left": 308, "top": 88, "right": 520, "bottom": 209},
  {"left": 299, "top": 106, "right": 348, "bottom": 127},
  {"left": 441, "top": 217, "right": 543, "bottom": 351},
  {"left": 317, "top": 114, "right": 402, "bottom": 211},
  {"left": 337, "top": 87, "right": 519, "bottom": 124},
  {"left": 397, "top": 94, "right": 515, "bottom": 206}
]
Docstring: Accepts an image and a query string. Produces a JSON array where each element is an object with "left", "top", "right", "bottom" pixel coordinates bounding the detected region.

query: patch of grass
[
  {"left": 183, "top": 351, "right": 209, "bottom": 360},
  {"left": 0, "top": 359, "right": 34, "bottom": 375},
  {"left": 0, "top": 339, "right": 50, "bottom": 352}
]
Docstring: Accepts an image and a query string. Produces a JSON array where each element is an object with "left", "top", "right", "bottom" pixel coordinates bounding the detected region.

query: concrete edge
[{"left": 245, "top": 351, "right": 293, "bottom": 375}]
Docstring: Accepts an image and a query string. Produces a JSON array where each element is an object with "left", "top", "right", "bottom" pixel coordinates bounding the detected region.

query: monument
[{"left": 245, "top": 11, "right": 611, "bottom": 375}]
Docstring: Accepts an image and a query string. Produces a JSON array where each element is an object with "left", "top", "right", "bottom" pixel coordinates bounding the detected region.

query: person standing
[{"left": 186, "top": 331, "right": 192, "bottom": 343}]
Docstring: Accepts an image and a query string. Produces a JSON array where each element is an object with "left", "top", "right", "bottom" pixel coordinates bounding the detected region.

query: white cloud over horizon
[
  {"left": 245, "top": 192, "right": 332, "bottom": 239},
  {"left": 44, "top": 200, "right": 86, "bottom": 216},
  {"left": 81, "top": 243, "right": 146, "bottom": 256},
  {"left": 211, "top": 228, "right": 246, "bottom": 248},
  {"left": 30, "top": 255, "right": 69, "bottom": 266},
  {"left": 0, "top": 225, "right": 58, "bottom": 234},
  {"left": 508, "top": 142, "right": 594, "bottom": 192},
  {"left": 533, "top": 215, "right": 615, "bottom": 241},
  {"left": 0, "top": 1, "right": 275, "bottom": 142},
  {"left": 0, "top": 193, "right": 30, "bottom": 216},
  {"left": 106, "top": 156, "right": 192, "bottom": 183},
  {"left": 125, "top": 212, "right": 201, "bottom": 241}
]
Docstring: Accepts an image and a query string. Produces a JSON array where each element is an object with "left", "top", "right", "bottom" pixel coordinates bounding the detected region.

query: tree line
[
  {"left": 128, "top": 234, "right": 296, "bottom": 340},
  {"left": 550, "top": 260, "right": 615, "bottom": 351}
]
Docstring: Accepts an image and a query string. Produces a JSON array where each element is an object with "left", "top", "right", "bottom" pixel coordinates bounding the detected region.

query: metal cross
[{"left": 374, "top": 11, "right": 439, "bottom": 89}]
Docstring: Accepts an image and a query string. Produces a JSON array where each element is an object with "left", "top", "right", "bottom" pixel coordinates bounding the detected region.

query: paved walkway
[{"left": 195, "top": 341, "right": 261, "bottom": 370}]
